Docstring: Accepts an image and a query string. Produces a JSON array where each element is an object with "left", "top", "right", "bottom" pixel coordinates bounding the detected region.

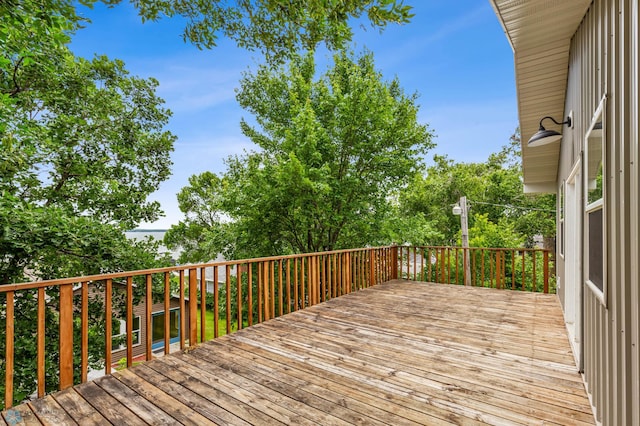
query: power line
[{"left": 468, "top": 200, "right": 555, "bottom": 213}]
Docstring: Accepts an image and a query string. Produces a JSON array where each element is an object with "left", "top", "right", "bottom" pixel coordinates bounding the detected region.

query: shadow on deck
[{"left": 2, "top": 280, "right": 594, "bottom": 425}]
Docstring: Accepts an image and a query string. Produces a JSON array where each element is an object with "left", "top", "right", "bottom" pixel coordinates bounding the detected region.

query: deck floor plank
[
  {"left": 72, "top": 381, "right": 147, "bottom": 426},
  {"left": 183, "top": 343, "right": 406, "bottom": 426},
  {"left": 114, "top": 368, "right": 217, "bottom": 426},
  {"left": 28, "top": 396, "right": 77, "bottom": 426},
  {"left": 51, "top": 388, "right": 109, "bottom": 425},
  {"left": 93, "top": 374, "right": 177, "bottom": 425},
  {"left": 131, "top": 363, "right": 253, "bottom": 425},
  {"left": 258, "top": 314, "right": 594, "bottom": 424},
  {"left": 1, "top": 280, "right": 596, "bottom": 425},
  {"left": 1, "top": 403, "right": 40, "bottom": 426},
  {"left": 147, "top": 353, "right": 331, "bottom": 425}
]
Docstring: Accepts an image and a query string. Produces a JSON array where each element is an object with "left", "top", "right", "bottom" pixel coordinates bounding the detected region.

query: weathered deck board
[{"left": 2, "top": 280, "right": 595, "bottom": 425}]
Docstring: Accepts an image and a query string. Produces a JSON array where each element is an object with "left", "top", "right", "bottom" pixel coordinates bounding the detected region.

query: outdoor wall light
[
  {"left": 452, "top": 204, "right": 462, "bottom": 215},
  {"left": 528, "top": 116, "right": 572, "bottom": 147}
]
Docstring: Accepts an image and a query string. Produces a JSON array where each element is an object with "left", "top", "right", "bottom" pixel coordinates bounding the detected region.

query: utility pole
[{"left": 453, "top": 196, "right": 471, "bottom": 285}]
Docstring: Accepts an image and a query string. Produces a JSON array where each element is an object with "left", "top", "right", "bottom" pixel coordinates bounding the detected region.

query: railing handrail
[
  {"left": 406, "top": 245, "right": 553, "bottom": 252},
  {"left": 0, "top": 245, "right": 394, "bottom": 292}
]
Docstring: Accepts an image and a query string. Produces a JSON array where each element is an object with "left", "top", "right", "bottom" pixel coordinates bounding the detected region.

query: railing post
[
  {"left": 188, "top": 268, "right": 198, "bottom": 345},
  {"left": 543, "top": 250, "right": 550, "bottom": 293},
  {"left": 59, "top": 283, "right": 74, "bottom": 390}
]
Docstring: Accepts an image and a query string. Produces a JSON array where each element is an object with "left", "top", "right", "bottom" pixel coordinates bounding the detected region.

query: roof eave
[{"left": 489, "top": 0, "right": 592, "bottom": 193}]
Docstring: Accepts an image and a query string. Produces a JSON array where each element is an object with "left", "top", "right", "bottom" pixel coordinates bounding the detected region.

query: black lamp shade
[
  {"left": 527, "top": 115, "right": 571, "bottom": 147},
  {"left": 528, "top": 128, "right": 562, "bottom": 146}
]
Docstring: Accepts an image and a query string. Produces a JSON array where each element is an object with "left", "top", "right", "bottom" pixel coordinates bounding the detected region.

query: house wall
[
  {"left": 111, "top": 298, "right": 185, "bottom": 363},
  {"left": 558, "top": 0, "right": 639, "bottom": 424},
  {"left": 75, "top": 284, "right": 190, "bottom": 365}
]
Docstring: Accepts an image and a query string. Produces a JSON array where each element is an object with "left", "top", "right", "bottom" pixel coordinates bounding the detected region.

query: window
[
  {"left": 152, "top": 309, "right": 181, "bottom": 350},
  {"left": 112, "top": 316, "right": 141, "bottom": 351},
  {"left": 584, "top": 97, "right": 606, "bottom": 304}
]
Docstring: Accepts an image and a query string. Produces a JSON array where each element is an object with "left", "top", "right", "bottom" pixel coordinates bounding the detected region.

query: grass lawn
[{"left": 196, "top": 309, "right": 240, "bottom": 341}]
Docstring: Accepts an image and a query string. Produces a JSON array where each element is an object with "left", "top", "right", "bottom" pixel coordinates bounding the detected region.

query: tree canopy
[
  {"left": 1, "top": 4, "right": 175, "bottom": 283},
  {"left": 165, "top": 51, "right": 434, "bottom": 262},
  {"left": 0, "top": 0, "right": 418, "bottom": 408},
  {"left": 399, "top": 131, "right": 556, "bottom": 247},
  {"left": 129, "top": 0, "right": 414, "bottom": 61}
]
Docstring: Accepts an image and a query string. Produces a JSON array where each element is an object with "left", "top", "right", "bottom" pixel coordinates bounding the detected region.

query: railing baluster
[
  {"left": 81, "top": 282, "right": 89, "bottom": 382},
  {"left": 179, "top": 270, "right": 185, "bottom": 350},
  {"left": 278, "top": 260, "right": 283, "bottom": 316},
  {"left": 269, "top": 260, "right": 276, "bottom": 318},
  {"left": 188, "top": 269, "right": 197, "bottom": 346},
  {"left": 226, "top": 265, "right": 232, "bottom": 333},
  {"left": 60, "top": 283, "right": 75, "bottom": 389},
  {"left": 213, "top": 266, "right": 219, "bottom": 336},
  {"left": 492, "top": 251, "right": 496, "bottom": 289},
  {"left": 237, "top": 264, "right": 243, "bottom": 330},
  {"left": 126, "top": 277, "right": 133, "bottom": 367},
  {"left": 146, "top": 274, "right": 153, "bottom": 359},
  {"left": 532, "top": 251, "right": 537, "bottom": 292},
  {"left": 511, "top": 250, "right": 516, "bottom": 290},
  {"left": 544, "top": 251, "right": 550, "bottom": 293},
  {"left": 481, "top": 249, "right": 485, "bottom": 287},
  {"left": 448, "top": 248, "right": 452, "bottom": 283},
  {"left": 455, "top": 248, "right": 459, "bottom": 284},
  {"left": 105, "top": 279, "right": 112, "bottom": 374},
  {"left": 306, "top": 257, "right": 312, "bottom": 305},
  {"left": 285, "top": 259, "right": 291, "bottom": 310},
  {"left": 37, "top": 287, "right": 46, "bottom": 396},
  {"left": 257, "top": 262, "right": 263, "bottom": 321},
  {"left": 471, "top": 249, "right": 476, "bottom": 286},
  {"left": 248, "top": 263, "right": 253, "bottom": 325},
  {"left": 199, "top": 268, "right": 206, "bottom": 343},
  {"left": 294, "top": 259, "right": 299, "bottom": 311},
  {"left": 300, "top": 257, "right": 306, "bottom": 307},
  {"left": 164, "top": 272, "right": 170, "bottom": 355},
  {"left": 5, "top": 291, "right": 14, "bottom": 409}
]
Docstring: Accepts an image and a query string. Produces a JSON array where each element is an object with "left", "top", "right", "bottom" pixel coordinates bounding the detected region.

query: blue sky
[{"left": 70, "top": 1, "right": 517, "bottom": 229}]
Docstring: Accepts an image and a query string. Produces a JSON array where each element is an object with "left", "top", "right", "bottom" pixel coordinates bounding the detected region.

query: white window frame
[
  {"left": 584, "top": 95, "right": 606, "bottom": 307},
  {"left": 112, "top": 315, "right": 141, "bottom": 352},
  {"left": 558, "top": 179, "right": 565, "bottom": 259}
]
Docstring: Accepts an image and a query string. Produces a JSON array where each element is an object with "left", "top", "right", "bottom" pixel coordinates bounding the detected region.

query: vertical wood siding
[{"left": 559, "top": 0, "right": 639, "bottom": 424}]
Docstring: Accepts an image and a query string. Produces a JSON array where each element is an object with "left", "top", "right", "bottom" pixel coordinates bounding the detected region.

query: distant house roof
[{"left": 489, "top": 0, "right": 591, "bottom": 193}]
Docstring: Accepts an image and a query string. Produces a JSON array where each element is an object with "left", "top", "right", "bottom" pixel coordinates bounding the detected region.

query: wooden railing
[
  {"left": 0, "top": 246, "right": 396, "bottom": 409},
  {"left": 0, "top": 244, "right": 554, "bottom": 409},
  {"left": 398, "top": 246, "right": 555, "bottom": 293}
]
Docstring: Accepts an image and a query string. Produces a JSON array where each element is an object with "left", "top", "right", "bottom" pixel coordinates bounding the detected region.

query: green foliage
[
  {"left": 129, "top": 0, "right": 413, "bottom": 62},
  {"left": 400, "top": 130, "right": 556, "bottom": 246},
  {"left": 1, "top": 0, "right": 175, "bottom": 408},
  {"left": 466, "top": 214, "right": 524, "bottom": 249},
  {"left": 166, "top": 51, "right": 434, "bottom": 262}
]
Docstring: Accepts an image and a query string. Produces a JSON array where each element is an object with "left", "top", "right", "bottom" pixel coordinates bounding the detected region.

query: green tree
[
  {"left": 400, "top": 130, "right": 555, "bottom": 247},
  {"left": 128, "top": 0, "right": 413, "bottom": 62},
  {"left": 1, "top": 0, "right": 175, "bottom": 407},
  {"left": 166, "top": 51, "right": 433, "bottom": 262}
]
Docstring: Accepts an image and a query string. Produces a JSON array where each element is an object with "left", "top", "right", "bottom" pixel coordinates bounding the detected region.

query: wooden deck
[{"left": 2, "top": 280, "right": 595, "bottom": 425}]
